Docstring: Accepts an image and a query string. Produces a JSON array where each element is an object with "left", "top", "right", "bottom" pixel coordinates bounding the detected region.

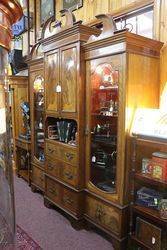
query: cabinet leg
[
  {"left": 31, "top": 185, "right": 37, "bottom": 193},
  {"left": 44, "top": 198, "right": 52, "bottom": 209},
  {"left": 70, "top": 219, "right": 84, "bottom": 231}
]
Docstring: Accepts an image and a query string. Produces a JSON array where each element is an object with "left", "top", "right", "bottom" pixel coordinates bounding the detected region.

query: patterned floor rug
[{"left": 16, "top": 225, "right": 42, "bottom": 250}]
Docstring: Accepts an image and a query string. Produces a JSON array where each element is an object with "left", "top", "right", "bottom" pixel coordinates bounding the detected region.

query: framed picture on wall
[
  {"left": 63, "top": 0, "right": 83, "bottom": 12},
  {"left": 40, "top": 0, "right": 55, "bottom": 25}
]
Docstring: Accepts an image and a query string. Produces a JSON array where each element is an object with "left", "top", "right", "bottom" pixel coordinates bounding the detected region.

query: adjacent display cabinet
[
  {"left": 130, "top": 136, "right": 167, "bottom": 249},
  {"left": 8, "top": 75, "right": 31, "bottom": 182},
  {"left": 83, "top": 15, "right": 163, "bottom": 249},
  {"left": 42, "top": 11, "right": 99, "bottom": 222},
  {"left": 28, "top": 42, "right": 45, "bottom": 192}
]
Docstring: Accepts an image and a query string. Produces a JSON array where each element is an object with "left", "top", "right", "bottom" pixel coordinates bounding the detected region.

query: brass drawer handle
[
  {"left": 65, "top": 153, "right": 74, "bottom": 160},
  {"left": 48, "top": 164, "right": 54, "bottom": 171},
  {"left": 64, "top": 172, "right": 73, "bottom": 180},
  {"left": 63, "top": 196, "right": 74, "bottom": 205},
  {"left": 48, "top": 187, "right": 57, "bottom": 196}
]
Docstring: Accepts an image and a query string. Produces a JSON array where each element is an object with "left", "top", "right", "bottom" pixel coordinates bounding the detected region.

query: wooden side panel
[
  {"left": 126, "top": 53, "right": 160, "bottom": 131},
  {"left": 60, "top": 45, "right": 77, "bottom": 114},
  {"left": 45, "top": 50, "right": 59, "bottom": 114},
  {"left": 160, "top": 44, "right": 167, "bottom": 109}
]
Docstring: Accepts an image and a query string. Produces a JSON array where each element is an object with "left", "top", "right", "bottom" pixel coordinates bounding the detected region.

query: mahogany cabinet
[
  {"left": 42, "top": 11, "right": 99, "bottom": 221},
  {"left": 83, "top": 15, "right": 163, "bottom": 249},
  {"left": 28, "top": 42, "right": 45, "bottom": 192}
]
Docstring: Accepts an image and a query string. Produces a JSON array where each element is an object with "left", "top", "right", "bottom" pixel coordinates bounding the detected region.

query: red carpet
[{"left": 16, "top": 225, "right": 41, "bottom": 249}]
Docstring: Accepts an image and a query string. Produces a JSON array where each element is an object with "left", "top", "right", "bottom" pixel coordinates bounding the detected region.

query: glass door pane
[
  {"left": 33, "top": 76, "right": 45, "bottom": 163},
  {"left": 0, "top": 46, "right": 15, "bottom": 247},
  {"left": 88, "top": 56, "right": 120, "bottom": 193}
]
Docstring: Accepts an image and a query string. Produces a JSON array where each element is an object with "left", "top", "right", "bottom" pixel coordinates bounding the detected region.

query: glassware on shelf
[
  {"left": 90, "top": 61, "right": 119, "bottom": 193},
  {"left": 33, "top": 75, "right": 45, "bottom": 163}
]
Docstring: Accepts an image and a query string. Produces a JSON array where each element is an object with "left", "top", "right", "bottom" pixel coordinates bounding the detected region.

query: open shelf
[{"left": 134, "top": 172, "right": 167, "bottom": 189}]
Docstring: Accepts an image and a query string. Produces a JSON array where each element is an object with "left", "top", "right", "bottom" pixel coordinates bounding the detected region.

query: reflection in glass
[
  {"left": 0, "top": 47, "right": 15, "bottom": 247},
  {"left": 90, "top": 62, "right": 118, "bottom": 193},
  {"left": 33, "top": 76, "right": 45, "bottom": 163}
]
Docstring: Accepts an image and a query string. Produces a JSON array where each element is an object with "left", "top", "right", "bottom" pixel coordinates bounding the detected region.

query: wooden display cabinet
[
  {"left": 28, "top": 41, "right": 45, "bottom": 192},
  {"left": 83, "top": 15, "right": 163, "bottom": 249},
  {"left": 42, "top": 10, "right": 99, "bottom": 222},
  {"left": 8, "top": 76, "right": 31, "bottom": 181},
  {"left": 130, "top": 136, "right": 167, "bottom": 249}
]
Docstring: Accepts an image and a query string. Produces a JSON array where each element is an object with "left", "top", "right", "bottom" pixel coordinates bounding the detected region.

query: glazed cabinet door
[
  {"left": 86, "top": 54, "right": 123, "bottom": 197},
  {"left": 45, "top": 49, "right": 60, "bottom": 114},
  {"left": 30, "top": 69, "right": 45, "bottom": 165},
  {"left": 60, "top": 44, "right": 78, "bottom": 116}
]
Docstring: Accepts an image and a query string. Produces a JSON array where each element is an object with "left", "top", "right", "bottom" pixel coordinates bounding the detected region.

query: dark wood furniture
[
  {"left": 130, "top": 136, "right": 167, "bottom": 249},
  {"left": 83, "top": 14, "right": 163, "bottom": 249},
  {"left": 28, "top": 42, "right": 45, "bottom": 192},
  {"left": 42, "top": 10, "right": 99, "bottom": 222}
]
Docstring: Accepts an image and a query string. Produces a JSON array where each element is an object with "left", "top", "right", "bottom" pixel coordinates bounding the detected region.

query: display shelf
[
  {"left": 132, "top": 204, "right": 167, "bottom": 224},
  {"left": 134, "top": 172, "right": 167, "bottom": 189},
  {"left": 35, "top": 108, "right": 44, "bottom": 112},
  {"left": 45, "top": 138, "right": 77, "bottom": 148},
  {"left": 91, "top": 113, "right": 118, "bottom": 118}
]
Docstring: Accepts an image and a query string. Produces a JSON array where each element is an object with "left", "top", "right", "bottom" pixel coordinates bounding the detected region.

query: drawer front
[
  {"left": 32, "top": 166, "right": 44, "bottom": 190},
  {"left": 46, "top": 141, "right": 78, "bottom": 166},
  {"left": 45, "top": 176, "right": 61, "bottom": 204},
  {"left": 45, "top": 142, "right": 59, "bottom": 159},
  {"left": 61, "top": 163, "right": 78, "bottom": 187},
  {"left": 45, "top": 158, "right": 61, "bottom": 178},
  {"left": 86, "top": 196, "right": 121, "bottom": 236},
  {"left": 136, "top": 217, "right": 161, "bottom": 249},
  {"left": 60, "top": 147, "right": 78, "bottom": 166},
  {"left": 62, "top": 188, "right": 78, "bottom": 214}
]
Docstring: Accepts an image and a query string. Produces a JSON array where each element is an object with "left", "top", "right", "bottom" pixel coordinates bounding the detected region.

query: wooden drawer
[
  {"left": 45, "top": 176, "right": 61, "bottom": 204},
  {"left": 32, "top": 166, "right": 44, "bottom": 190},
  {"left": 45, "top": 158, "right": 61, "bottom": 178},
  {"left": 61, "top": 187, "right": 79, "bottom": 214},
  {"left": 135, "top": 217, "right": 161, "bottom": 249},
  {"left": 85, "top": 195, "right": 122, "bottom": 236},
  {"left": 60, "top": 147, "right": 78, "bottom": 166},
  {"left": 61, "top": 163, "right": 78, "bottom": 187},
  {"left": 45, "top": 140, "right": 78, "bottom": 166},
  {"left": 45, "top": 141, "right": 59, "bottom": 159}
]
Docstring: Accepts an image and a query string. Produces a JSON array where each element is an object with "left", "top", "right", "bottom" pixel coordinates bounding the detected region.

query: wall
[
  {"left": 33, "top": 0, "right": 167, "bottom": 106},
  {"left": 35, "top": 0, "right": 154, "bottom": 36}
]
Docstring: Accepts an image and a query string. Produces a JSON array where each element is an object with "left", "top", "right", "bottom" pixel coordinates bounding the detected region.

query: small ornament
[{"left": 159, "top": 199, "right": 167, "bottom": 220}]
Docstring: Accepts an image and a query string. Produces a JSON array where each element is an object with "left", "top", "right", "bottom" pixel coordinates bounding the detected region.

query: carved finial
[
  {"left": 41, "top": 16, "right": 61, "bottom": 39},
  {"left": 88, "top": 14, "right": 117, "bottom": 42},
  {"left": 60, "top": 9, "right": 76, "bottom": 28}
]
